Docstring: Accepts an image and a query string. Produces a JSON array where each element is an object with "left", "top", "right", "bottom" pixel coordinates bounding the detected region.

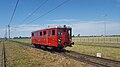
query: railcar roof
[{"left": 31, "top": 26, "right": 71, "bottom": 33}]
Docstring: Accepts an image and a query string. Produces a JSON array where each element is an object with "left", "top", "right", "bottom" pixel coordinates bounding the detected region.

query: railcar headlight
[
  {"left": 58, "top": 39, "right": 61, "bottom": 44},
  {"left": 58, "top": 39, "right": 61, "bottom": 42}
]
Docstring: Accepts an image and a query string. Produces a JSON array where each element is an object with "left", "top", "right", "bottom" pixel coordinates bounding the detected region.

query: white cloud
[
  {"left": 0, "top": 28, "right": 5, "bottom": 32},
  {"left": 0, "top": 28, "right": 6, "bottom": 38},
  {"left": 46, "top": 20, "right": 120, "bottom": 36},
  {"left": 47, "top": 19, "right": 80, "bottom": 22},
  {"left": 11, "top": 24, "right": 43, "bottom": 32},
  {"left": 0, "top": 20, "right": 120, "bottom": 38}
]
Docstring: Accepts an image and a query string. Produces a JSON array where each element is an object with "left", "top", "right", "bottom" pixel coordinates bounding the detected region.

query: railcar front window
[{"left": 58, "top": 29, "right": 62, "bottom": 36}]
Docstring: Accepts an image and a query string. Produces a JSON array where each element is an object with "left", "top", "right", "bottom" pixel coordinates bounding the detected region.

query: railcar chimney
[{"left": 64, "top": 25, "right": 66, "bottom": 28}]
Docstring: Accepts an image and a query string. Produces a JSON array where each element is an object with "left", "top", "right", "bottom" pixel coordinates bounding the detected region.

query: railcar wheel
[
  {"left": 52, "top": 47, "right": 57, "bottom": 51},
  {"left": 34, "top": 45, "right": 38, "bottom": 48},
  {"left": 38, "top": 45, "right": 41, "bottom": 48},
  {"left": 57, "top": 47, "right": 63, "bottom": 51},
  {"left": 44, "top": 46, "right": 47, "bottom": 50},
  {"left": 34, "top": 45, "right": 41, "bottom": 48}
]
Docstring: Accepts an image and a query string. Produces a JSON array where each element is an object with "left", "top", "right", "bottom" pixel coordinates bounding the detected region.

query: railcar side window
[
  {"left": 40, "top": 32, "right": 42, "bottom": 36},
  {"left": 48, "top": 30, "right": 51, "bottom": 36},
  {"left": 44, "top": 31, "right": 46, "bottom": 35},
  {"left": 32, "top": 33, "right": 34, "bottom": 36},
  {"left": 58, "top": 29, "right": 62, "bottom": 36},
  {"left": 52, "top": 30, "right": 55, "bottom": 35},
  {"left": 32, "top": 32, "right": 36, "bottom": 37}
]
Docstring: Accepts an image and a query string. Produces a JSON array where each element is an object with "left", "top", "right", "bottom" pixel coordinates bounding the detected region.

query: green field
[
  {"left": 12, "top": 37, "right": 120, "bottom": 61},
  {"left": 73, "top": 37, "right": 120, "bottom": 44},
  {"left": 4, "top": 41, "right": 92, "bottom": 67},
  {"left": 72, "top": 37, "right": 120, "bottom": 61},
  {"left": 12, "top": 39, "right": 31, "bottom": 44}
]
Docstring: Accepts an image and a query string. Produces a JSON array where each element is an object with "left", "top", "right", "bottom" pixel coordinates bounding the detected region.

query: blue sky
[{"left": 0, "top": 0, "right": 120, "bottom": 37}]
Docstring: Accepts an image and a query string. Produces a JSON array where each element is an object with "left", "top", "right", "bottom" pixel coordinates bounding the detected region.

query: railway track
[
  {"left": 0, "top": 41, "right": 6, "bottom": 67},
  {"left": 11, "top": 40, "right": 120, "bottom": 67},
  {"left": 0, "top": 41, "right": 2, "bottom": 67},
  {"left": 60, "top": 50, "right": 120, "bottom": 67}
]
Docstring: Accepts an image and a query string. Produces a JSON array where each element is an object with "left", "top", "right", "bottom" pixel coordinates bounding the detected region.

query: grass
[
  {"left": 12, "top": 39, "right": 31, "bottom": 44},
  {"left": 71, "top": 37, "right": 120, "bottom": 61},
  {"left": 66, "top": 44, "right": 120, "bottom": 61},
  {"left": 5, "top": 41, "right": 93, "bottom": 67},
  {"left": 12, "top": 37, "right": 120, "bottom": 61}
]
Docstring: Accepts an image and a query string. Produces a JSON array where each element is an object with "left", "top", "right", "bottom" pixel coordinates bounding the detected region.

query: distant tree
[
  {"left": 72, "top": 35, "right": 75, "bottom": 37},
  {"left": 5, "top": 37, "right": 7, "bottom": 40},
  {"left": 101, "top": 35, "right": 102, "bottom": 36},
  {"left": 13, "top": 37, "right": 19, "bottom": 39},
  {"left": 77, "top": 34, "right": 80, "bottom": 37},
  {"left": 19, "top": 36, "right": 22, "bottom": 39}
]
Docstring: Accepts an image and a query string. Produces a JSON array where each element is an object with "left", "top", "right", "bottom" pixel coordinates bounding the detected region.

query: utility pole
[
  {"left": 7, "top": 0, "right": 19, "bottom": 40},
  {"left": 8, "top": 25, "right": 10, "bottom": 40},
  {"left": 104, "top": 14, "right": 107, "bottom": 43},
  {"left": 104, "top": 14, "right": 107, "bottom": 37},
  {"left": 5, "top": 25, "right": 7, "bottom": 40}
]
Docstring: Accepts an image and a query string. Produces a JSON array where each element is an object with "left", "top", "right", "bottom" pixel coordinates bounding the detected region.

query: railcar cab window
[
  {"left": 44, "top": 31, "right": 46, "bottom": 36},
  {"left": 58, "top": 29, "right": 62, "bottom": 36},
  {"left": 52, "top": 30, "right": 55, "bottom": 35},
  {"left": 68, "top": 30, "right": 70, "bottom": 36},
  {"left": 40, "top": 31, "right": 42, "bottom": 36}
]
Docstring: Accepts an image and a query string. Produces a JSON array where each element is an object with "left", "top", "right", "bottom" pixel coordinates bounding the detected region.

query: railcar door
[{"left": 58, "top": 29, "right": 63, "bottom": 46}]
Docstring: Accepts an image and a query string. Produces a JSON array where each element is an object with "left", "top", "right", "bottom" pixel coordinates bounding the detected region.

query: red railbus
[{"left": 31, "top": 25, "right": 74, "bottom": 50}]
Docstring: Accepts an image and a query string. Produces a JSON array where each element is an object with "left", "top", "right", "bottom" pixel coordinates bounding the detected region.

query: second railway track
[
  {"left": 60, "top": 50, "right": 120, "bottom": 67},
  {"left": 11, "top": 40, "right": 120, "bottom": 67}
]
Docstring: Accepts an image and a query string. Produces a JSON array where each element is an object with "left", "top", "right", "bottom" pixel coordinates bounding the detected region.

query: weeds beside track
[
  {"left": 11, "top": 40, "right": 120, "bottom": 67},
  {"left": 6, "top": 40, "right": 91, "bottom": 67}
]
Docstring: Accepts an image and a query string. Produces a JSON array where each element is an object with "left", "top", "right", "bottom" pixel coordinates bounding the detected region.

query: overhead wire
[
  {"left": 8, "top": 0, "right": 19, "bottom": 39},
  {"left": 24, "top": 0, "right": 71, "bottom": 24},
  {"left": 11, "top": 0, "right": 71, "bottom": 30},
  {"left": 8, "top": 0, "right": 19, "bottom": 25},
  {"left": 12, "top": 0, "right": 49, "bottom": 28},
  {"left": 22, "top": 0, "right": 48, "bottom": 23}
]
